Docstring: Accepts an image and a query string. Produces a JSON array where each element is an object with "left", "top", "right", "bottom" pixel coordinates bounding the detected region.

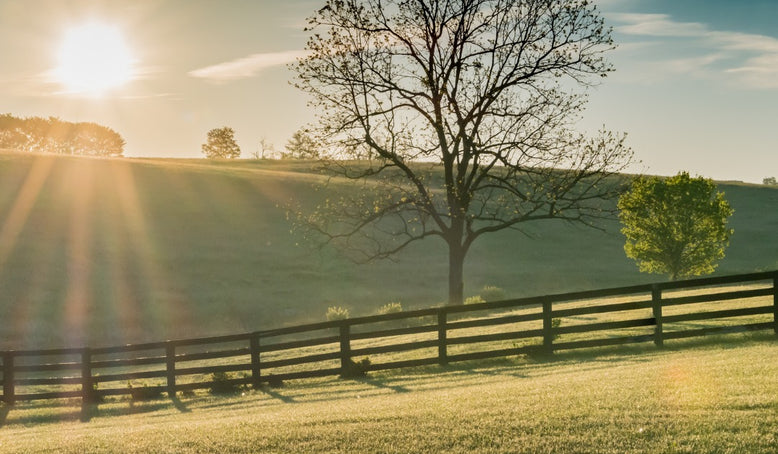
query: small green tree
[
  {"left": 202, "top": 127, "right": 241, "bottom": 159},
  {"left": 283, "top": 129, "right": 320, "bottom": 159},
  {"left": 764, "top": 177, "right": 777, "bottom": 186},
  {"left": 618, "top": 172, "right": 734, "bottom": 281}
]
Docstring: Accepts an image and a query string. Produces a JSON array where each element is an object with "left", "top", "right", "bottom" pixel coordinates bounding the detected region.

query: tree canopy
[
  {"left": 618, "top": 172, "right": 734, "bottom": 281},
  {"left": 293, "top": 0, "right": 633, "bottom": 304},
  {"left": 0, "top": 114, "right": 125, "bottom": 156},
  {"left": 283, "top": 129, "right": 321, "bottom": 159},
  {"left": 201, "top": 127, "right": 241, "bottom": 159}
]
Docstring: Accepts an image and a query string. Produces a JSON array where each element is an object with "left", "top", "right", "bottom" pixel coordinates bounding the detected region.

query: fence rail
[{"left": 1, "top": 270, "right": 776, "bottom": 405}]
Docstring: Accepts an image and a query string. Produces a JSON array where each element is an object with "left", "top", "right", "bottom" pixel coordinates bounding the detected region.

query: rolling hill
[{"left": 0, "top": 151, "right": 775, "bottom": 349}]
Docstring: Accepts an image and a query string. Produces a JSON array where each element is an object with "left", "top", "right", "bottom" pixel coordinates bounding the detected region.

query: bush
[
  {"left": 378, "top": 302, "right": 403, "bottom": 315},
  {"left": 326, "top": 306, "right": 350, "bottom": 321},
  {"left": 479, "top": 285, "right": 506, "bottom": 302},
  {"left": 128, "top": 382, "right": 163, "bottom": 401},
  {"left": 209, "top": 371, "right": 241, "bottom": 394},
  {"left": 340, "top": 357, "right": 371, "bottom": 379},
  {"left": 464, "top": 295, "right": 485, "bottom": 305}
]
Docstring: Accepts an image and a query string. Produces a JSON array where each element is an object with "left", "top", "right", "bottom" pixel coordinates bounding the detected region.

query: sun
[{"left": 53, "top": 23, "right": 135, "bottom": 97}]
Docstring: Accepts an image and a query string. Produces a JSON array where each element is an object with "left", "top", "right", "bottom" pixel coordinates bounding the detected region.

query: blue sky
[{"left": 0, "top": 0, "right": 776, "bottom": 183}]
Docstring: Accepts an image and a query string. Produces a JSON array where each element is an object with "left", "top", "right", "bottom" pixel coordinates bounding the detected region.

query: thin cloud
[
  {"left": 189, "top": 50, "right": 307, "bottom": 84},
  {"left": 608, "top": 13, "right": 778, "bottom": 90}
]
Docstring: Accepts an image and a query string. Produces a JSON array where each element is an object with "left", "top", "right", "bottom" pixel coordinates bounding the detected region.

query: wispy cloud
[
  {"left": 188, "top": 50, "right": 307, "bottom": 84},
  {"left": 608, "top": 13, "right": 778, "bottom": 89}
]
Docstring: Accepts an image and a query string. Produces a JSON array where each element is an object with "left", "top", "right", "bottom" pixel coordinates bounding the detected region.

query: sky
[{"left": 0, "top": 0, "right": 776, "bottom": 183}]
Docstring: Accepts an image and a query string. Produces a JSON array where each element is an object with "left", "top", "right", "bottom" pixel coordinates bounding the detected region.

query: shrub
[
  {"left": 209, "top": 371, "right": 241, "bottom": 394},
  {"left": 480, "top": 285, "right": 506, "bottom": 302},
  {"left": 552, "top": 318, "right": 562, "bottom": 341},
  {"left": 378, "top": 302, "right": 403, "bottom": 315},
  {"left": 464, "top": 295, "right": 485, "bottom": 305},
  {"left": 128, "top": 381, "right": 163, "bottom": 401},
  {"left": 340, "top": 357, "right": 371, "bottom": 379},
  {"left": 326, "top": 306, "right": 350, "bottom": 321}
]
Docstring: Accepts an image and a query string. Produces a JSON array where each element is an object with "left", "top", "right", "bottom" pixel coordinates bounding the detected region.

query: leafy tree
[
  {"left": 0, "top": 114, "right": 125, "bottom": 156},
  {"left": 763, "top": 177, "right": 777, "bottom": 186},
  {"left": 283, "top": 129, "right": 320, "bottom": 159},
  {"left": 201, "top": 127, "right": 241, "bottom": 159},
  {"left": 618, "top": 172, "right": 734, "bottom": 281},
  {"left": 292, "top": 0, "right": 633, "bottom": 304}
]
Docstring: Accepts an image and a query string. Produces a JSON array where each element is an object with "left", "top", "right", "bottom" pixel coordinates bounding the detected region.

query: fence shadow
[{"left": 0, "top": 404, "right": 10, "bottom": 427}]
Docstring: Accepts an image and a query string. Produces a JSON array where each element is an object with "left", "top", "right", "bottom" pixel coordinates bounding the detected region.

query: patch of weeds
[
  {"left": 377, "top": 302, "right": 403, "bottom": 315},
  {"left": 479, "top": 285, "right": 506, "bottom": 302},
  {"left": 464, "top": 295, "right": 485, "bottom": 305},
  {"left": 340, "top": 357, "right": 371, "bottom": 379},
  {"left": 128, "top": 381, "right": 163, "bottom": 401},
  {"left": 85, "top": 377, "right": 104, "bottom": 404},
  {"left": 209, "top": 372, "right": 243, "bottom": 395},
  {"left": 552, "top": 318, "right": 562, "bottom": 340},
  {"left": 181, "top": 389, "right": 196, "bottom": 398},
  {"left": 326, "top": 306, "right": 350, "bottom": 321}
]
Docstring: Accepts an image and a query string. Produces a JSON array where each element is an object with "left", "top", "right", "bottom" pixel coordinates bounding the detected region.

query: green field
[
  {"left": 1, "top": 151, "right": 778, "bottom": 453},
  {"left": 0, "top": 151, "right": 776, "bottom": 350},
  {"left": 2, "top": 334, "right": 778, "bottom": 453}
]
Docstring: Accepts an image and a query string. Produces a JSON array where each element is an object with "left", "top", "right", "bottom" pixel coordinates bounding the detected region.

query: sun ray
[
  {"left": 0, "top": 156, "right": 55, "bottom": 271},
  {"left": 109, "top": 160, "right": 195, "bottom": 342}
]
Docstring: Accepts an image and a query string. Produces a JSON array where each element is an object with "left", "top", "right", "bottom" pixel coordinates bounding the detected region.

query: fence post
[
  {"left": 165, "top": 342, "right": 176, "bottom": 397},
  {"left": 542, "top": 300, "right": 553, "bottom": 356},
  {"left": 2, "top": 352, "right": 14, "bottom": 405},
  {"left": 250, "top": 335, "right": 261, "bottom": 389},
  {"left": 652, "top": 284, "right": 664, "bottom": 348},
  {"left": 773, "top": 272, "right": 778, "bottom": 335},
  {"left": 339, "top": 322, "right": 351, "bottom": 376},
  {"left": 437, "top": 309, "right": 448, "bottom": 366},
  {"left": 81, "top": 348, "right": 93, "bottom": 404}
]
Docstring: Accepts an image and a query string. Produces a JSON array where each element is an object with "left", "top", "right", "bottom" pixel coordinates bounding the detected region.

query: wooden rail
[{"left": 1, "top": 271, "right": 776, "bottom": 405}]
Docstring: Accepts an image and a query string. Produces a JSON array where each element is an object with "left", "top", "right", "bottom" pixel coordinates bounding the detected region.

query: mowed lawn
[{"left": 2, "top": 335, "right": 778, "bottom": 453}]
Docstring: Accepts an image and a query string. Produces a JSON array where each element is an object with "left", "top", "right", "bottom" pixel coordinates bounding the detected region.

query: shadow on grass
[
  {"left": 258, "top": 385, "right": 296, "bottom": 404},
  {"left": 170, "top": 395, "right": 191, "bottom": 413},
  {"left": 354, "top": 377, "right": 411, "bottom": 394},
  {"left": 3, "top": 332, "right": 775, "bottom": 427},
  {"left": 0, "top": 404, "right": 10, "bottom": 427}
]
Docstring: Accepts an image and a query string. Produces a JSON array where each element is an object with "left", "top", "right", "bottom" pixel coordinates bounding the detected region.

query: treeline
[{"left": 0, "top": 114, "right": 125, "bottom": 157}]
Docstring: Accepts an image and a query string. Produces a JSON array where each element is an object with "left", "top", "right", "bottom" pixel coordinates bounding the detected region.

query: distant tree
[
  {"left": 252, "top": 137, "right": 277, "bottom": 159},
  {"left": 618, "top": 172, "right": 734, "bottom": 281},
  {"left": 0, "top": 114, "right": 124, "bottom": 156},
  {"left": 202, "top": 127, "right": 241, "bottom": 159},
  {"left": 292, "top": 0, "right": 633, "bottom": 304},
  {"left": 764, "top": 177, "right": 777, "bottom": 186},
  {"left": 283, "top": 129, "right": 320, "bottom": 159}
]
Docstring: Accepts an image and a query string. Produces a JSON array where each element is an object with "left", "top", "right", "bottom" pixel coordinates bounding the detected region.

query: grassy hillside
[
  {"left": 2, "top": 335, "right": 778, "bottom": 453},
  {"left": 0, "top": 151, "right": 775, "bottom": 349}
]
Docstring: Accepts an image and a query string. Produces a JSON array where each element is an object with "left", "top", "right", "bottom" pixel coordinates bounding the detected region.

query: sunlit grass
[{"left": 2, "top": 335, "right": 778, "bottom": 453}]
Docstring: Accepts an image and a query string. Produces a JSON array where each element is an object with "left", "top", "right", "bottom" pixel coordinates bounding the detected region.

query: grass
[
  {"left": 2, "top": 334, "right": 778, "bottom": 453},
  {"left": 6, "top": 280, "right": 774, "bottom": 413},
  {"left": 0, "top": 151, "right": 776, "bottom": 350}
]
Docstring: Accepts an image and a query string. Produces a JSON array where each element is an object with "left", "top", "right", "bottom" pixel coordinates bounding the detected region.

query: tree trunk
[{"left": 448, "top": 243, "right": 465, "bottom": 305}]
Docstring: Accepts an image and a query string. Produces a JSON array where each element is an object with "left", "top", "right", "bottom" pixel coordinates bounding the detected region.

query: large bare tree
[{"left": 293, "top": 0, "right": 633, "bottom": 304}]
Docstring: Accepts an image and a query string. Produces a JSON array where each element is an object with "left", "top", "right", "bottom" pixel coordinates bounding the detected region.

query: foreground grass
[{"left": 2, "top": 335, "right": 778, "bottom": 453}]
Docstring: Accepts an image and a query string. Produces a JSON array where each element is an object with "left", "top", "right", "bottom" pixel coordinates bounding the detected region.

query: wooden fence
[{"left": 1, "top": 270, "right": 776, "bottom": 406}]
